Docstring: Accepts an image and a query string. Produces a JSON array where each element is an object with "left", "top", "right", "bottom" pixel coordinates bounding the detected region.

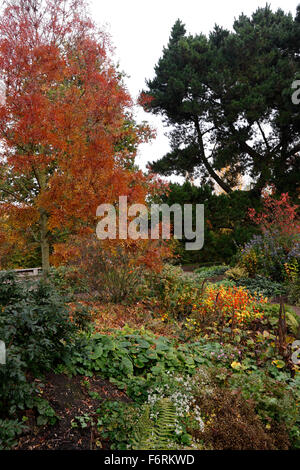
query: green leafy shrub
[
  {"left": 0, "top": 273, "right": 91, "bottom": 447},
  {"left": 0, "top": 419, "right": 27, "bottom": 450},
  {"left": 195, "top": 265, "right": 229, "bottom": 278},
  {"left": 67, "top": 329, "right": 204, "bottom": 400},
  {"left": 259, "top": 303, "right": 300, "bottom": 336},
  {"left": 147, "top": 264, "right": 183, "bottom": 295},
  {"left": 146, "top": 264, "right": 205, "bottom": 321},
  {"left": 33, "top": 397, "right": 57, "bottom": 426},
  {"left": 286, "top": 279, "right": 300, "bottom": 306},
  {"left": 0, "top": 281, "right": 84, "bottom": 375},
  {"left": 95, "top": 400, "right": 140, "bottom": 449},
  {"left": 284, "top": 259, "right": 300, "bottom": 306},
  {"left": 235, "top": 276, "right": 286, "bottom": 298},
  {"left": 66, "top": 328, "right": 246, "bottom": 402},
  {"left": 0, "top": 271, "right": 24, "bottom": 306},
  {"left": 49, "top": 266, "right": 88, "bottom": 296}
]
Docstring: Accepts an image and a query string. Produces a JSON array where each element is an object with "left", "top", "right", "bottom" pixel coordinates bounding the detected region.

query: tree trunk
[
  {"left": 194, "top": 118, "right": 232, "bottom": 194},
  {"left": 40, "top": 210, "right": 50, "bottom": 279}
]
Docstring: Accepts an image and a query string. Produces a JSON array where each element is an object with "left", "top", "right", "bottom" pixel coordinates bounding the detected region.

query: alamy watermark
[
  {"left": 0, "top": 79, "right": 6, "bottom": 106},
  {"left": 292, "top": 80, "right": 300, "bottom": 105},
  {"left": 292, "top": 340, "right": 300, "bottom": 366},
  {"left": 0, "top": 341, "right": 6, "bottom": 365},
  {"left": 96, "top": 196, "right": 204, "bottom": 251}
]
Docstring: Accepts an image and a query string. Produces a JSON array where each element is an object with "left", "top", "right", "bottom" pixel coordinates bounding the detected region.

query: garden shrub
[
  {"left": 70, "top": 237, "right": 169, "bottom": 303},
  {"left": 66, "top": 328, "right": 261, "bottom": 398},
  {"left": 0, "top": 272, "right": 91, "bottom": 448},
  {"left": 286, "top": 279, "right": 300, "bottom": 306},
  {"left": 149, "top": 263, "right": 183, "bottom": 294},
  {"left": 146, "top": 264, "right": 205, "bottom": 321},
  {"left": 239, "top": 192, "right": 299, "bottom": 284},
  {"left": 95, "top": 400, "right": 140, "bottom": 450},
  {"left": 225, "top": 266, "right": 248, "bottom": 281},
  {"left": 0, "top": 280, "right": 89, "bottom": 375},
  {"left": 240, "top": 233, "right": 299, "bottom": 282},
  {"left": 49, "top": 265, "right": 89, "bottom": 296},
  {"left": 259, "top": 303, "right": 300, "bottom": 336},
  {"left": 235, "top": 276, "right": 286, "bottom": 298},
  {"left": 0, "top": 271, "right": 24, "bottom": 306},
  {"left": 0, "top": 419, "right": 27, "bottom": 450},
  {"left": 64, "top": 328, "right": 247, "bottom": 404},
  {"left": 185, "top": 284, "right": 267, "bottom": 332},
  {"left": 67, "top": 329, "right": 201, "bottom": 400},
  {"left": 284, "top": 258, "right": 300, "bottom": 306},
  {"left": 195, "top": 265, "right": 229, "bottom": 279}
]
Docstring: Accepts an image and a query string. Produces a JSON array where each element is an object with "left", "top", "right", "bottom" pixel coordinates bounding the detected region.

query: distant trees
[{"left": 159, "top": 182, "right": 260, "bottom": 264}]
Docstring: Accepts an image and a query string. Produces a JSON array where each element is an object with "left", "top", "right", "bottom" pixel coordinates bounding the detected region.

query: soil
[{"left": 17, "top": 373, "right": 131, "bottom": 450}]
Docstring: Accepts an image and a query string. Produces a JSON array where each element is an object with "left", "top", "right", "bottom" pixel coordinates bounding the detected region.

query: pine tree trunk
[{"left": 194, "top": 118, "right": 232, "bottom": 194}]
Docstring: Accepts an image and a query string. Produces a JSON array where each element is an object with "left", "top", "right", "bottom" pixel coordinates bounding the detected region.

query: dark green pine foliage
[
  {"left": 160, "top": 182, "right": 260, "bottom": 264},
  {"left": 142, "top": 7, "right": 300, "bottom": 198}
]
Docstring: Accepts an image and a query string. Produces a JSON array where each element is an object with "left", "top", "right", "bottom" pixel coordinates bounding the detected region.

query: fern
[
  {"left": 154, "top": 398, "right": 177, "bottom": 449},
  {"left": 132, "top": 404, "right": 153, "bottom": 450},
  {"left": 132, "top": 398, "right": 177, "bottom": 450}
]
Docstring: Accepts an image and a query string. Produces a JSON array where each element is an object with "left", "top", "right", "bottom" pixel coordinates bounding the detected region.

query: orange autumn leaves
[
  {"left": 176, "top": 284, "right": 267, "bottom": 329},
  {"left": 183, "top": 285, "right": 267, "bottom": 332},
  {"left": 198, "top": 285, "right": 267, "bottom": 323},
  {"left": 0, "top": 0, "right": 162, "bottom": 269}
]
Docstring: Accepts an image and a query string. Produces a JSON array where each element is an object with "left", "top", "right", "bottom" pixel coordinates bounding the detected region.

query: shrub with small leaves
[{"left": 225, "top": 266, "right": 248, "bottom": 281}]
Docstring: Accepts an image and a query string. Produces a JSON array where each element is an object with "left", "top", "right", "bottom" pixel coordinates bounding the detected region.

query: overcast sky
[{"left": 89, "top": 0, "right": 299, "bottom": 181}]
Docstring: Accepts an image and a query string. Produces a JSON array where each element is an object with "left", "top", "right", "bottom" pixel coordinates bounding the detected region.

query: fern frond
[{"left": 132, "top": 398, "right": 177, "bottom": 450}]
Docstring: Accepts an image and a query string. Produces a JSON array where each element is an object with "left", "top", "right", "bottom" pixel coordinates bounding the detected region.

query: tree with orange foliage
[
  {"left": 0, "top": 0, "right": 154, "bottom": 276},
  {"left": 248, "top": 188, "right": 300, "bottom": 238}
]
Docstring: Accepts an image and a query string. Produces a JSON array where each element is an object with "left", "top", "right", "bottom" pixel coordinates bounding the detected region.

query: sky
[{"left": 89, "top": 0, "right": 299, "bottom": 182}]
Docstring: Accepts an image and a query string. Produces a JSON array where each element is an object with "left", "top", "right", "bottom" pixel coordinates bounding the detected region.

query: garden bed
[
  {"left": 1, "top": 266, "right": 299, "bottom": 451},
  {"left": 17, "top": 373, "right": 130, "bottom": 450}
]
